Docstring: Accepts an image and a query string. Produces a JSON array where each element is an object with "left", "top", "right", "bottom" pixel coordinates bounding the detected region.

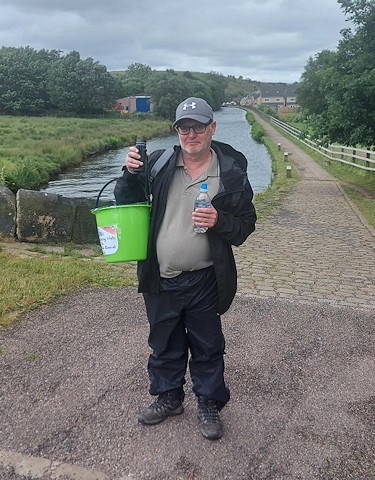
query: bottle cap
[{"left": 201, "top": 183, "right": 208, "bottom": 191}]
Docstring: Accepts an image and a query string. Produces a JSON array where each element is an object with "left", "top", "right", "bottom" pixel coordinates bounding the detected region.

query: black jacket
[{"left": 114, "top": 140, "right": 257, "bottom": 314}]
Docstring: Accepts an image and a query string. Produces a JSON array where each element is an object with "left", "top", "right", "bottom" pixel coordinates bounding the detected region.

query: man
[{"left": 115, "top": 97, "right": 256, "bottom": 440}]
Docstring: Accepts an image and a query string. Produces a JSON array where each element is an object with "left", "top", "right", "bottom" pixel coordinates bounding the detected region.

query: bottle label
[
  {"left": 195, "top": 200, "right": 211, "bottom": 208},
  {"left": 98, "top": 225, "right": 118, "bottom": 255}
]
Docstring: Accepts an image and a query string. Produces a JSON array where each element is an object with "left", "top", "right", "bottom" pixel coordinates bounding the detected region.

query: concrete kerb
[
  {"left": 0, "top": 449, "right": 109, "bottom": 480},
  {"left": 335, "top": 181, "right": 375, "bottom": 237}
]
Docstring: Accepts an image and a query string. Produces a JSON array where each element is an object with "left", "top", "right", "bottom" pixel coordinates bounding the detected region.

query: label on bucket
[{"left": 98, "top": 225, "right": 118, "bottom": 255}]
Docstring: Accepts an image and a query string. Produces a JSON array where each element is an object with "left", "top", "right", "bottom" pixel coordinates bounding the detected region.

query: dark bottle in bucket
[{"left": 134, "top": 139, "right": 147, "bottom": 172}]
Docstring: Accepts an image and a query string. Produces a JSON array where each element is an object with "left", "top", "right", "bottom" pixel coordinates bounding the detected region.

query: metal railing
[{"left": 266, "top": 114, "right": 375, "bottom": 172}]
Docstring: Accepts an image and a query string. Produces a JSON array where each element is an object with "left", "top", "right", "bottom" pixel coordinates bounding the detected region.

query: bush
[{"left": 251, "top": 123, "right": 265, "bottom": 143}]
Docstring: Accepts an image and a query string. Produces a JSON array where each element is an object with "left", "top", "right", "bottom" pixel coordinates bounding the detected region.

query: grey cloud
[{"left": 0, "top": 0, "right": 349, "bottom": 82}]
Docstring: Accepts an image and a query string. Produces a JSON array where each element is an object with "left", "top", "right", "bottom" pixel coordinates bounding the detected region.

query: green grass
[
  {"left": 0, "top": 115, "right": 171, "bottom": 191},
  {"left": 253, "top": 137, "right": 299, "bottom": 220},
  {"left": 341, "top": 186, "right": 375, "bottom": 227},
  {"left": 0, "top": 246, "right": 136, "bottom": 327},
  {"left": 247, "top": 110, "right": 300, "bottom": 219}
]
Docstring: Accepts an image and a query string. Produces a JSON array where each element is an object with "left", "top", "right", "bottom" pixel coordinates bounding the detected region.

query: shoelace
[
  {"left": 199, "top": 401, "right": 219, "bottom": 422},
  {"left": 151, "top": 395, "right": 176, "bottom": 412}
]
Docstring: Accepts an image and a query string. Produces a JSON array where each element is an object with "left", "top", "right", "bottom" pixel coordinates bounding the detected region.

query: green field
[{"left": 0, "top": 115, "right": 171, "bottom": 192}]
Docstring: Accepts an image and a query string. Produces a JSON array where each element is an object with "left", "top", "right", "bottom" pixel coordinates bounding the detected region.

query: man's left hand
[{"left": 192, "top": 206, "right": 218, "bottom": 229}]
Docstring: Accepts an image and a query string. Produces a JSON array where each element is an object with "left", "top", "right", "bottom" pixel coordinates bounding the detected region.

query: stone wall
[{"left": 0, "top": 185, "right": 100, "bottom": 244}]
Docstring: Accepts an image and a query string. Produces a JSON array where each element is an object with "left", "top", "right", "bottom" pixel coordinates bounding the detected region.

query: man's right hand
[{"left": 125, "top": 146, "right": 145, "bottom": 173}]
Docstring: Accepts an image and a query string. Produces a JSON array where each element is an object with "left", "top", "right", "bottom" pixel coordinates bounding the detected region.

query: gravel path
[{"left": 0, "top": 115, "right": 374, "bottom": 480}]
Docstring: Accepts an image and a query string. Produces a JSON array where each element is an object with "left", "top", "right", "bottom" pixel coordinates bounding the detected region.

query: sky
[{"left": 0, "top": 0, "right": 351, "bottom": 84}]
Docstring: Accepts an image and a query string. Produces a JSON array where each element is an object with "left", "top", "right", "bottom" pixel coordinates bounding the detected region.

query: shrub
[{"left": 251, "top": 123, "right": 265, "bottom": 143}]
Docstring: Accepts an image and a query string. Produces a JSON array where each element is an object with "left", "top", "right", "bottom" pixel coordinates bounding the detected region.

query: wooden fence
[{"left": 266, "top": 114, "right": 375, "bottom": 173}]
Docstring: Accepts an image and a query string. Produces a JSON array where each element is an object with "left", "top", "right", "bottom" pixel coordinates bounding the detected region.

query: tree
[
  {"left": 338, "top": 0, "right": 375, "bottom": 27},
  {"left": 0, "top": 46, "right": 59, "bottom": 114},
  {"left": 119, "top": 78, "right": 146, "bottom": 97},
  {"left": 204, "top": 79, "right": 226, "bottom": 110},
  {"left": 116, "top": 62, "right": 153, "bottom": 97},
  {"left": 146, "top": 71, "right": 191, "bottom": 119},
  {"left": 144, "top": 69, "right": 226, "bottom": 121},
  {"left": 47, "top": 51, "right": 117, "bottom": 114},
  {"left": 329, "top": 0, "right": 375, "bottom": 145},
  {"left": 126, "top": 62, "right": 153, "bottom": 79},
  {"left": 297, "top": 0, "right": 375, "bottom": 146},
  {"left": 296, "top": 50, "right": 337, "bottom": 116},
  {"left": 0, "top": 47, "right": 119, "bottom": 115}
]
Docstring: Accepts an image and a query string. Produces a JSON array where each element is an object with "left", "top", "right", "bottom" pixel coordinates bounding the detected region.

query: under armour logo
[{"left": 182, "top": 102, "right": 197, "bottom": 110}]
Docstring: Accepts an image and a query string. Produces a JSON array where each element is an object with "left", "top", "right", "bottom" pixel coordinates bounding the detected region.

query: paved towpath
[
  {"left": 0, "top": 116, "right": 374, "bottom": 480},
  {"left": 234, "top": 111, "right": 375, "bottom": 310}
]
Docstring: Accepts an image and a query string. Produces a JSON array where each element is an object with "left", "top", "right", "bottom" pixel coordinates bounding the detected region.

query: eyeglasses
[{"left": 175, "top": 122, "right": 211, "bottom": 135}]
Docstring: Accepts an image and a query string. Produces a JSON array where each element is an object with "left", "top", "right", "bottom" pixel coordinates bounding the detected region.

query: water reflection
[
  {"left": 213, "top": 108, "right": 271, "bottom": 194},
  {"left": 41, "top": 108, "right": 271, "bottom": 201}
]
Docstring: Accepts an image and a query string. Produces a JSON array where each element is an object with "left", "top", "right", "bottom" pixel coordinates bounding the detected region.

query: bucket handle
[{"left": 95, "top": 178, "right": 120, "bottom": 209}]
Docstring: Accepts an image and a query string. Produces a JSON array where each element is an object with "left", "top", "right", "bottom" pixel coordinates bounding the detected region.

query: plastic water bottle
[{"left": 194, "top": 183, "right": 211, "bottom": 233}]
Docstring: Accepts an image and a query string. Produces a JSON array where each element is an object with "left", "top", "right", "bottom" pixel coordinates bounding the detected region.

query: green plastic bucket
[{"left": 91, "top": 179, "right": 151, "bottom": 263}]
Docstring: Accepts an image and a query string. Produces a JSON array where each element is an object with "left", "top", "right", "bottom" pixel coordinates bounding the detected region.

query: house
[
  {"left": 115, "top": 96, "right": 151, "bottom": 114},
  {"left": 240, "top": 91, "right": 260, "bottom": 107},
  {"left": 241, "top": 83, "right": 299, "bottom": 109}
]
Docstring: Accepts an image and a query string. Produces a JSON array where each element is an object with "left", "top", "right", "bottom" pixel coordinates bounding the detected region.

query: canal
[{"left": 41, "top": 107, "right": 272, "bottom": 202}]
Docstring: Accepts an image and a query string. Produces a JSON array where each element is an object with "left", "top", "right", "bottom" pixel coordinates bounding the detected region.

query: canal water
[{"left": 41, "top": 107, "right": 272, "bottom": 202}]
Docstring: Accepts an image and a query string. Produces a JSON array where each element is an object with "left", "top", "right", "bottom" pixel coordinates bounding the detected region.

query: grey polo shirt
[{"left": 157, "top": 150, "right": 220, "bottom": 278}]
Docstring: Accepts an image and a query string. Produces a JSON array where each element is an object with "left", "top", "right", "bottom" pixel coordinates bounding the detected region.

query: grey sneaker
[
  {"left": 197, "top": 397, "right": 223, "bottom": 440},
  {"left": 138, "top": 393, "right": 184, "bottom": 425}
]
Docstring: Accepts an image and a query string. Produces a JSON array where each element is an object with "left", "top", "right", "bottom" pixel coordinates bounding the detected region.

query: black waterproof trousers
[{"left": 143, "top": 266, "right": 230, "bottom": 409}]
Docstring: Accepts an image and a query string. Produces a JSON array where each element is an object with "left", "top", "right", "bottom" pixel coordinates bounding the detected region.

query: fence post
[
  {"left": 258, "top": 110, "right": 373, "bottom": 172},
  {"left": 286, "top": 165, "right": 292, "bottom": 178},
  {"left": 366, "top": 152, "right": 370, "bottom": 170},
  {"left": 366, "top": 151, "right": 371, "bottom": 173}
]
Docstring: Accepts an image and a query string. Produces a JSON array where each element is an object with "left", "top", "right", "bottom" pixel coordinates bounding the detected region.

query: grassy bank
[
  {"left": 0, "top": 115, "right": 171, "bottom": 192},
  {"left": 247, "top": 111, "right": 299, "bottom": 220},
  {"left": 0, "top": 243, "right": 136, "bottom": 328}
]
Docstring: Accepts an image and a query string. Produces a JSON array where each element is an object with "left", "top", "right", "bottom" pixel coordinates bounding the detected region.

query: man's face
[{"left": 176, "top": 119, "right": 216, "bottom": 158}]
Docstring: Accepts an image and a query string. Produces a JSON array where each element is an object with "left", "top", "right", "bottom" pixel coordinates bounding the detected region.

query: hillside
[
  {"left": 191, "top": 71, "right": 260, "bottom": 100},
  {"left": 111, "top": 69, "right": 260, "bottom": 102},
  {"left": 224, "top": 76, "right": 260, "bottom": 98}
]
